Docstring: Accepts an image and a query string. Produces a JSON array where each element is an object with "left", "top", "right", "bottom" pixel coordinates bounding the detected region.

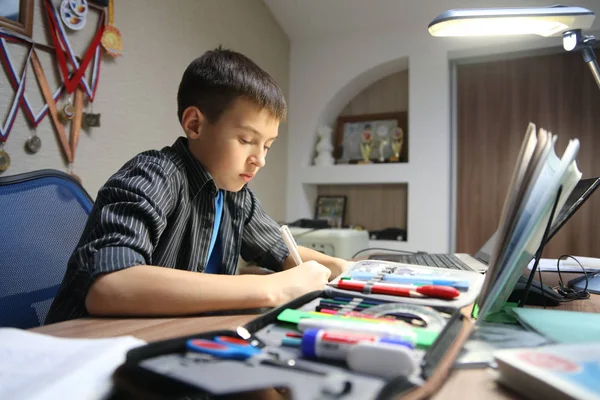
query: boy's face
[{"left": 186, "top": 98, "right": 279, "bottom": 192}]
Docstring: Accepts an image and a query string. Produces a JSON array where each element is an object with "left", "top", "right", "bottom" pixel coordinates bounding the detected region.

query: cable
[
  {"left": 351, "top": 247, "right": 416, "bottom": 259},
  {"left": 555, "top": 254, "right": 590, "bottom": 302},
  {"left": 292, "top": 228, "right": 326, "bottom": 239}
]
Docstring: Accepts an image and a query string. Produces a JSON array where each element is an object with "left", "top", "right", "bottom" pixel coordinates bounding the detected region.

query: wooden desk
[{"left": 32, "top": 290, "right": 600, "bottom": 399}]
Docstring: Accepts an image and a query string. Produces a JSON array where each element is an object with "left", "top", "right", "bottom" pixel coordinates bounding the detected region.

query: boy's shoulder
[
  {"left": 124, "top": 143, "right": 185, "bottom": 176},
  {"left": 107, "top": 138, "right": 190, "bottom": 188}
]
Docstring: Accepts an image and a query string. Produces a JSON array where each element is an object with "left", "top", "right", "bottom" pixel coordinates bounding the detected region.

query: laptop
[{"left": 369, "top": 176, "right": 600, "bottom": 273}]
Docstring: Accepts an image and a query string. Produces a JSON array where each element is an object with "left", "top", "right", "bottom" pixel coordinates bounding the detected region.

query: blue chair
[{"left": 0, "top": 169, "right": 93, "bottom": 329}]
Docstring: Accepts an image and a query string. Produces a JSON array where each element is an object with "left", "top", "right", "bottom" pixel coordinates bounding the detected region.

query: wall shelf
[{"left": 300, "top": 164, "right": 411, "bottom": 185}]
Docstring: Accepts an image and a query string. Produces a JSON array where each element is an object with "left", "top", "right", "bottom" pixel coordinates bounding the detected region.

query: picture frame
[
  {"left": 334, "top": 111, "right": 408, "bottom": 164},
  {"left": 315, "top": 195, "right": 347, "bottom": 228},
  {"left": 0, "top": 0, "right": 34, "bottom": 38}
]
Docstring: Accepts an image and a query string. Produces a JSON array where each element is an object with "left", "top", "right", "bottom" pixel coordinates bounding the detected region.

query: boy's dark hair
[{"left": 177, "top": 47, "right": 287, "bottom": 124}]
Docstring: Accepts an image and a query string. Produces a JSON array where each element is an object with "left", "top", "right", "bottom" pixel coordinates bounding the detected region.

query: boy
[{"left": 45, "top": 48, "right": 350, "bottom": 324}]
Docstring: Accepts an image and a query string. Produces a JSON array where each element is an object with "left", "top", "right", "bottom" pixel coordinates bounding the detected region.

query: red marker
[{"left": 335, "top": 280, "right": 460, "bottom": 300}]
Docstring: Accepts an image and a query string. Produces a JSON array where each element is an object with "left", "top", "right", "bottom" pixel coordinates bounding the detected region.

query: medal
[
  {"left": 59, "top": 97, "right": 76, "bottom": 121},
  {"left": 0, "top": 146, "right": 10, "bottom": 172},
  {"left": 69, "top": 0, "right": 88, "bottom": 17},
  {"left": 60, "top": 0, "right": 86, "bottom": 30},
  {"left": 101, "top": 0, "right": 122, "bottom": 57},
  {"left": 25, "top": 133, "right": 42, "bottom": 154}
]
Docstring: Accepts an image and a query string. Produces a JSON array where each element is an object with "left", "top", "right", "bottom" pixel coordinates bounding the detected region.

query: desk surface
[{"left": 32, "top": 288, "right": 600, "bottom": 400}]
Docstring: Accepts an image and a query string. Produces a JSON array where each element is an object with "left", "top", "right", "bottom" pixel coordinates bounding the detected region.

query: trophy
[
  {"left": 359, "top": 124, "right": 374, "bottom": 164},
  {"left": 376, "top": 125, "right": 390, "bottom": 163},
  {"left": 390, "top": 127, "right": 404, "bottom": 162}
]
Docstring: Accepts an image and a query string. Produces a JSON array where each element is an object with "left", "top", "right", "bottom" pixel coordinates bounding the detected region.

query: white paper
[
  {"left": 527, "top": 256, "right": 600, "bottom": 273},
  {"left": 0, "top": 328, "right": 145, "bottom": 400}
]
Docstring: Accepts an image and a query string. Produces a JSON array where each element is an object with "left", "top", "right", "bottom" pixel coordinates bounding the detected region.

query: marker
[
  {"left": 333, "top": 280, "right": 460, "bottom": 300},
  {"left": 296, "top": 318, "right": 428, "bottom": 347},
  {"left": 280, "top": 225, "right": 303, "bottom": 265},
  {"left": 301, "top": 328, "right": 413, "bottom": 361},
  {"left": 281, "top": 337, "right": 302, "bottom": 348},
  {"left": 316, "top": 304, "right": 424, "bottom": 325},
  {"left": 347, "top": 272, "right": 469, "bottom": 291},
  {"left": 316, "top": 308, "right": 397, "bottom": 321},
  {"left": 332, "top": 296, "right": 388, "bottom": 305},
  {"left": 319, "top": 299, "right": 373, "bottom": 310}
]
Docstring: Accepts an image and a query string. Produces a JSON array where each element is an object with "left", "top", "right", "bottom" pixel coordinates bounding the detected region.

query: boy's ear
[{"left": 181, "top": 106, "right": 205, "bottom": 139}]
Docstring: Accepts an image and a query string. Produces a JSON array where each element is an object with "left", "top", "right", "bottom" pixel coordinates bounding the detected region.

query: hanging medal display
[
  {"left": 0, "top": 46, "right": 29, "bottom": 172},
  {"left": 0, "top": 34, "right": 65, "bottom": 128},
  {"left": 31, "top": 51, "right": 85, "bottom": 181},
  {"left": 45, "top": 0, "right": 104, "bottom": 99},
  {"left": 101, "top": 0, "right": 122, "bottom": 57}
]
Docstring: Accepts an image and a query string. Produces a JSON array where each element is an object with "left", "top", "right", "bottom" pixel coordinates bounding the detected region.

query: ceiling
[{"left": 263, "top": 0, "right": 600, "bottom": 42}]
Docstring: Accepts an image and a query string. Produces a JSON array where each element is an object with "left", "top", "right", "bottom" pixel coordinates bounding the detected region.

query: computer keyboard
[{"left": 369, "top": 253, "right": 473, "bottom": 271}]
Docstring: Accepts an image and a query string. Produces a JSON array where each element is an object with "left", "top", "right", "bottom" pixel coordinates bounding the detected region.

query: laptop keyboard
[{"left": 369, "top": 253, "right": 473, "bottom": 271}]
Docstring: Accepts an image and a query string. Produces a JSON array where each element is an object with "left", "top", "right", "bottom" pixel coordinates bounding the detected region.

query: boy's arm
[
  {"left": 282, "top": 246, "right": 352, "bottom": 279},
  {"left": 86, "top": 261, "right": 331, "bottom": 316}
]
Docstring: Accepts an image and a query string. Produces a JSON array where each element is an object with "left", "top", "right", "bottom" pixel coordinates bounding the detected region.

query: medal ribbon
[
  {"left": 30, "top": 50, "right": 73, "bottom": 162},
  {"left": 0, "top": 47, "right": 30, "bottom": 142},
  {"left": 0, "top": 34, "right": 64, "bottom": 127},
  {"left": 45, "top": 0, "right": 104, "bottom": 100}
]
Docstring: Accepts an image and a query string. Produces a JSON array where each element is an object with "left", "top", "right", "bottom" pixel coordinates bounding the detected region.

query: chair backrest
[{"left": 0, "top": 169, "right": 93, "bottom": 329}]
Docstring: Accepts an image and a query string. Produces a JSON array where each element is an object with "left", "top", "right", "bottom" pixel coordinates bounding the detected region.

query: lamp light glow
[
  {"left": 428, "top": 5, "right": 600, "bottom": 91},
  {"left": 429, "top": 6, "right": 594, "bottom": 37}
]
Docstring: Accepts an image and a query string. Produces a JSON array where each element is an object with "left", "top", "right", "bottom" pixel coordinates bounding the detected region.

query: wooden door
[{"left": 456, "top": 49, "right": 600, "bottom": 258}]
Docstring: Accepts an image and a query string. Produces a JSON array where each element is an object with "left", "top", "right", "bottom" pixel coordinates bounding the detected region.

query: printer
[{"left": 287, "top": 227, "right": 369, "bottom": 260}]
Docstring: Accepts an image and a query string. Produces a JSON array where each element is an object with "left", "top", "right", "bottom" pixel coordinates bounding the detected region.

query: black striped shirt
[{"left": 45, "top": 137, "right": 289, "bottom": 324}]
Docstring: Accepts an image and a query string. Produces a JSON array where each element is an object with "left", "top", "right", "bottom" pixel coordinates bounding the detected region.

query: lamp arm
[{"left": 581, "top": 46, "right": 600, "bottom": 91}]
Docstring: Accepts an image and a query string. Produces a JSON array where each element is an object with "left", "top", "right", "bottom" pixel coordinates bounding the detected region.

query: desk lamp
[
  {"left": 428, "top": 5, "right": 600, "bottom": 295},
  {"left": 428, "top": 5, "right": 599, "bottom": 90}
]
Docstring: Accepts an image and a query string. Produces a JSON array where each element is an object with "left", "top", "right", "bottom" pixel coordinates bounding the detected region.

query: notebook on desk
[{"left": 370, "top": 171, "right": 599, "bottom": 275}]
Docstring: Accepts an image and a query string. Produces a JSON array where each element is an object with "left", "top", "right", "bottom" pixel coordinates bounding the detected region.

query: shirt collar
[{"left": 171, "top": 137, "right": 217, "bottom": 197}]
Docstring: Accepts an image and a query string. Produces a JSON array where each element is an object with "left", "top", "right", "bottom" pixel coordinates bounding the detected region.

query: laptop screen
[{"left": 473, "top": 177, "right": 600, "bottom": 265}]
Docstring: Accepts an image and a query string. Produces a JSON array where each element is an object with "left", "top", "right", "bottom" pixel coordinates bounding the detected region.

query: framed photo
[
  {"left": 334, "top": 112, "right": 408, "bottom": 164},
  {"left": 315, "top": 195, "right": 346, "bottom": 228},
  {"left": 0, "top": 0, "right": 34, "bottom": 38}
]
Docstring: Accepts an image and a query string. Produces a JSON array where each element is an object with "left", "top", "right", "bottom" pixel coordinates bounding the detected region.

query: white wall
[
  {"left": 0, "top": 0, "right": 289, "bottom": 221},
  {"left": 285, "top": 0, "right": 600, "bottom": 253}
]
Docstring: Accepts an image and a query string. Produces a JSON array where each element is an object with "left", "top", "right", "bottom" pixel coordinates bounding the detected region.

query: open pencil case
[{"left": 112, "top": 260, "right": 481, "bottom": 399}]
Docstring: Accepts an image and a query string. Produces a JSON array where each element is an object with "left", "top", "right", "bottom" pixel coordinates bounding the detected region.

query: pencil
[{"left": 280, "top": 225, "right": 303, "bottom": 266}]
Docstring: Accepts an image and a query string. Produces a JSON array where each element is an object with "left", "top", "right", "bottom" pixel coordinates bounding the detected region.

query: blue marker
[{"left": 348, "top": 272, "right": 470, "bottom": 291}]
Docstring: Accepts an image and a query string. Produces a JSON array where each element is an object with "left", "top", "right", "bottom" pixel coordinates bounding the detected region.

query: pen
[
  {"left": 348, "top": 272, "right": 469, "bottom": 291},
  {"left": 333, "top": 280, "right": 460, "bottom": 300},
  {"left": 280, "top": 225, "right": 303, "bottom": 266}
]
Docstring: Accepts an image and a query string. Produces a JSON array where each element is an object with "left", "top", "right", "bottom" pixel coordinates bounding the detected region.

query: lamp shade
[{"left": 429, "top": 6, "right": 595, "bottom": 37}]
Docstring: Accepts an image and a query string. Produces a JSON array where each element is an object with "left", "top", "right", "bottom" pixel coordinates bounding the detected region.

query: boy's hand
[{"left": 267, "top": 260, "right": 331, "bottom": 306}]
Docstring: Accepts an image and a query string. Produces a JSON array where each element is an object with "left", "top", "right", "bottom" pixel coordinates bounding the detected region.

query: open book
[
  {"left": 0, "top": 328, "right": 145, "bottom": 400},
  {"left": 494, "top": 343, "right": 600, "bottom": 400},
  {"left": 477, "top": 122, "right": 581, "bottom": 318}
]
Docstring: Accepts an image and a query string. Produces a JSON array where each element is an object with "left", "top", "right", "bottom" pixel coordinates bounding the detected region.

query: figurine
[{"left": 313, "top": 126, "right": 335, "bottom": 166}]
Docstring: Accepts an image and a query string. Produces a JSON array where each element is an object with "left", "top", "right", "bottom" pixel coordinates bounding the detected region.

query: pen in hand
[{"left": 280, "top": 225, "right": 303, "bottom": 266}]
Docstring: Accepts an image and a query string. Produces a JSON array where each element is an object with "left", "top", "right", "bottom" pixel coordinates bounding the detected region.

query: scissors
[
  {"left": 186, "top": 336, "right": 353, "bottom": 396},
  {"left": 186, "top": 336, "right": 261, "bottom": 360}
]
